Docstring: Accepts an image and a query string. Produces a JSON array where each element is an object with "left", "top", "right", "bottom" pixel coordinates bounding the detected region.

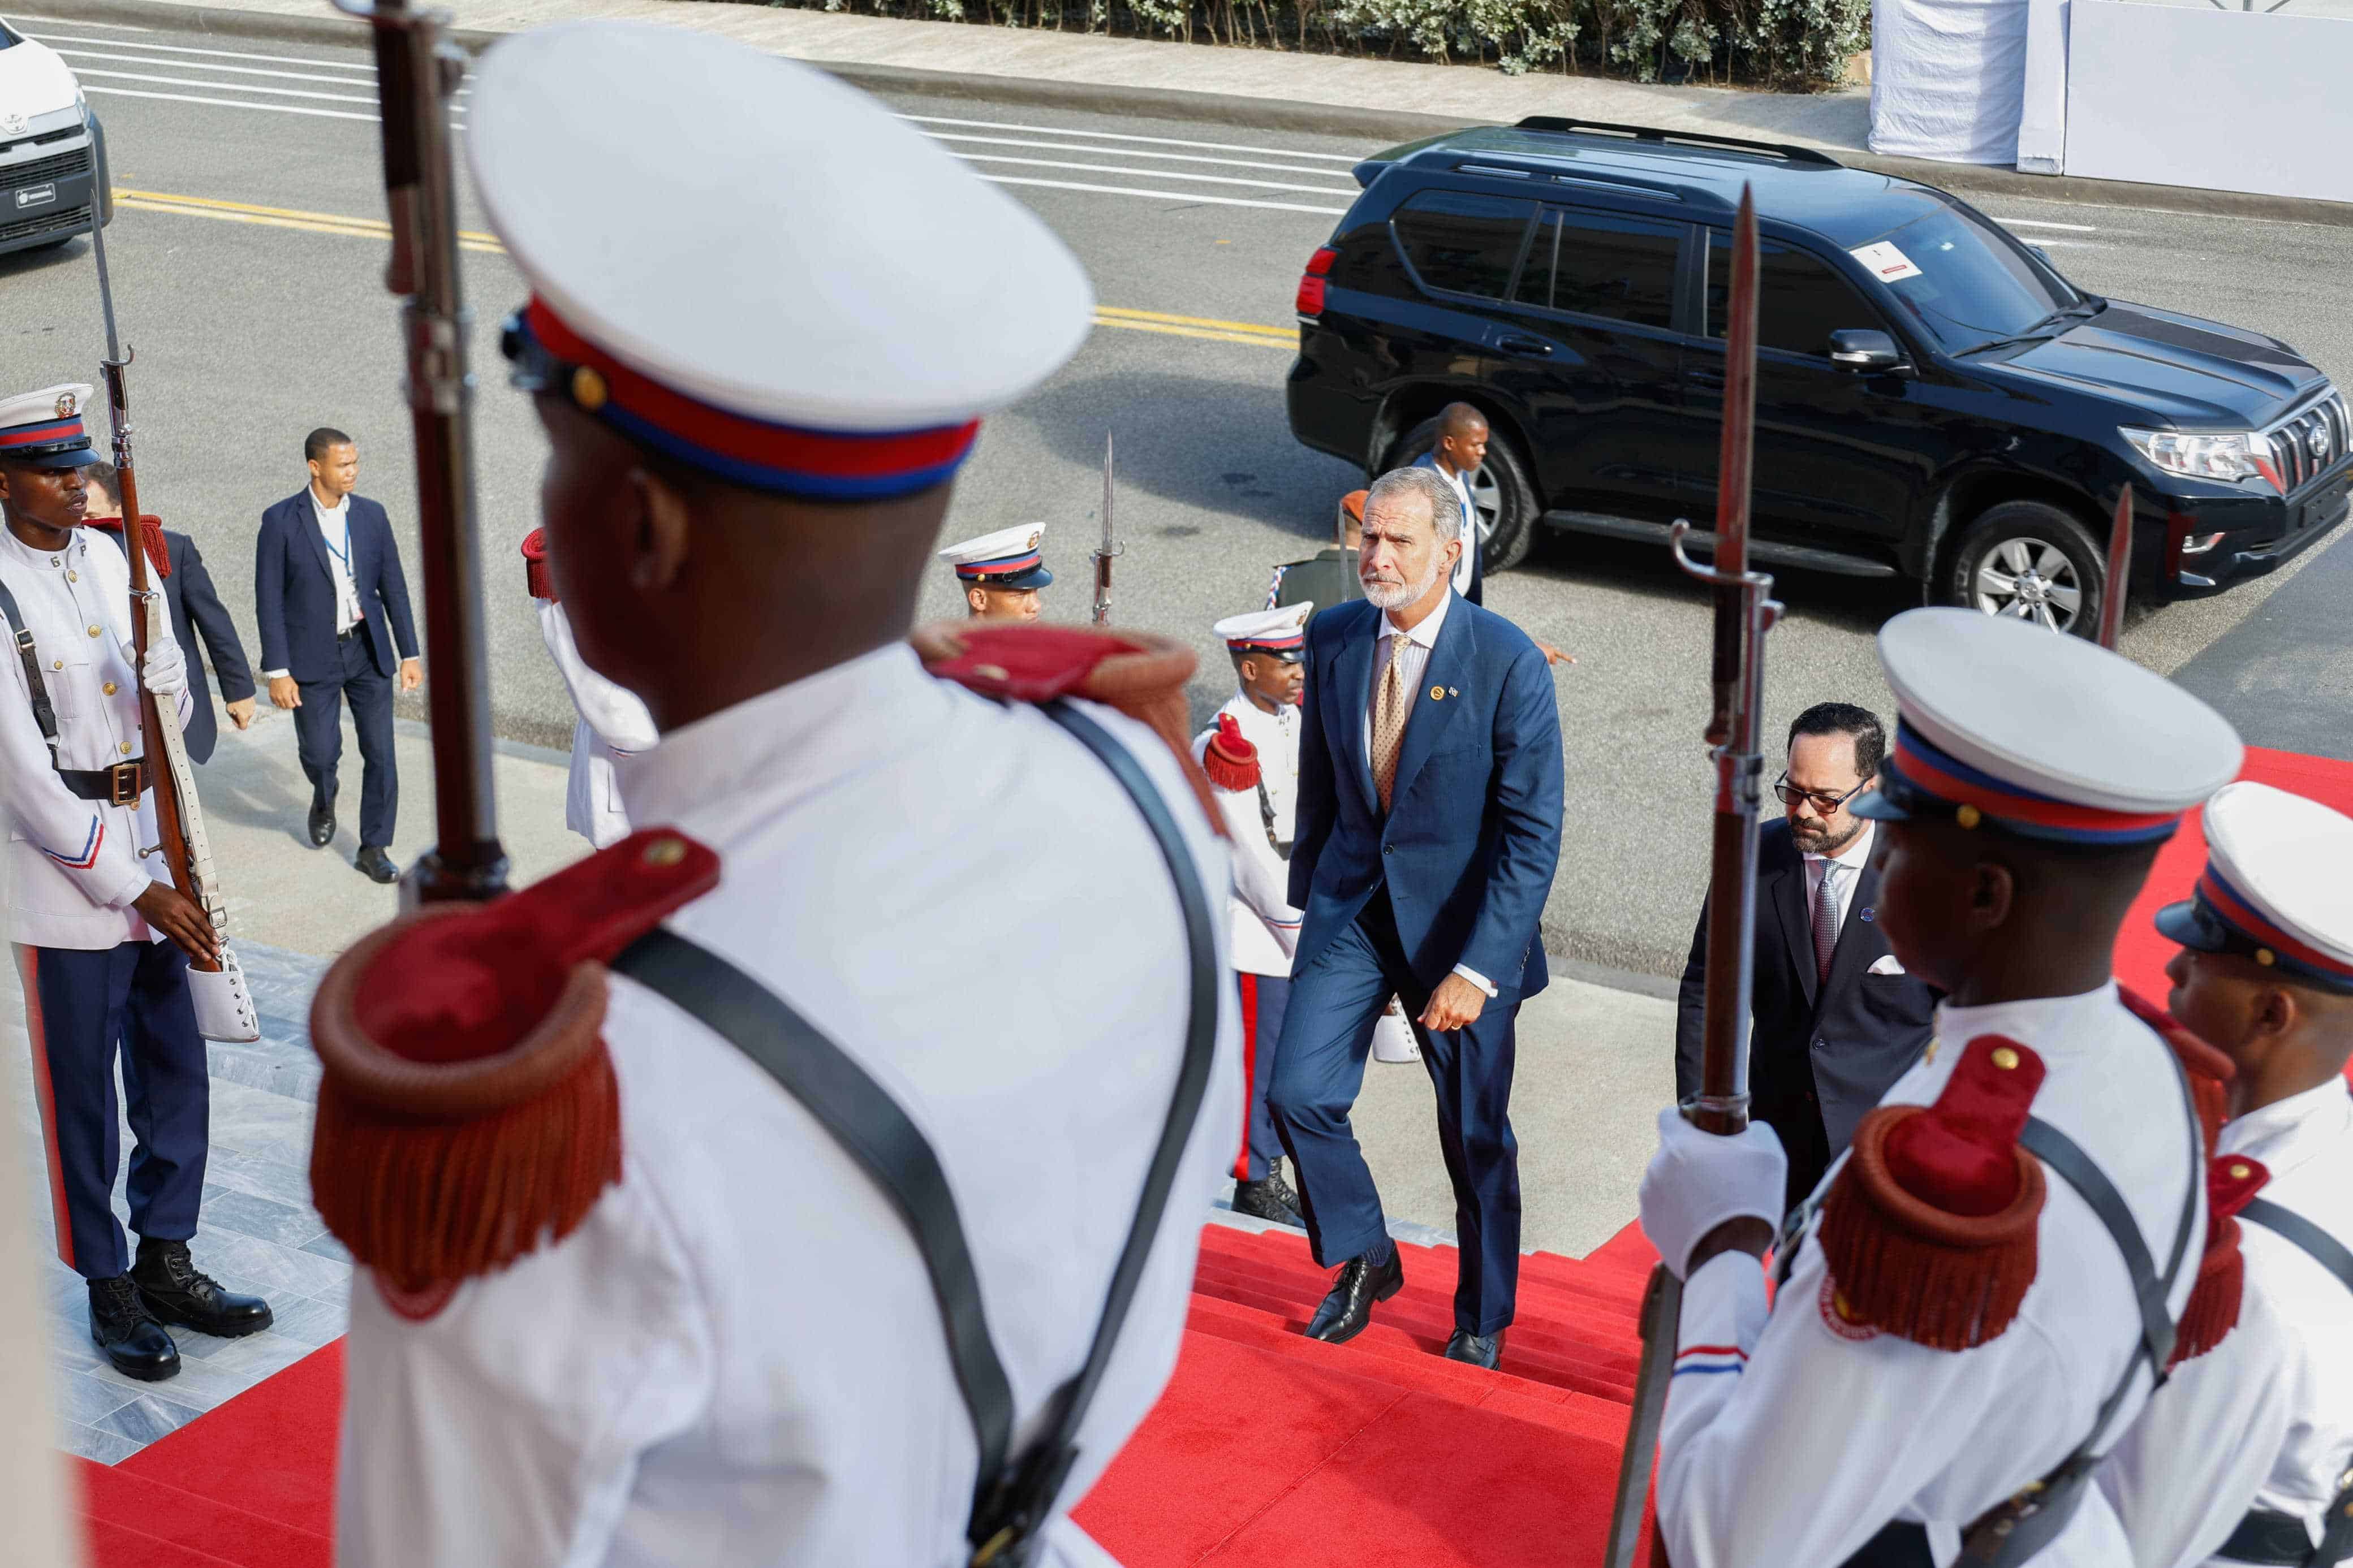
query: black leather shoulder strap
[
  {"left": 0, "top": 573, "right": 62, "bottom": 763},
  {"left": 2020, "top": 1117, "right": 2183, "bottom": 1386},
  {"left": 610, "top": 698, "right": 1219, "bottom": 1568}
]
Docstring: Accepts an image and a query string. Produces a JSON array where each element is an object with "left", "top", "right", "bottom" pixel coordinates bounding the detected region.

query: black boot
[
  {"left": 89, "top": 1275, "right": 180, "bottom": 1381},
  {"left": 1232, "top": 1170, "right": 1305, "bottom": 1228},
  {"left": 131, "top": 1238, "right": 274, "bottom": 1338}
]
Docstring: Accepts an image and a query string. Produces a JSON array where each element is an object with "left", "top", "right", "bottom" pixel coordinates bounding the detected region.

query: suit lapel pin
[
  {"left": 1859, "top": 907, "right": 1875, "bottom": 922},
  {"left": 1429, "top": 685, "right": 1445, "bottom": 701},
  {"left": 1447, "top": 687, "right": 1458, "bottom": 697}
]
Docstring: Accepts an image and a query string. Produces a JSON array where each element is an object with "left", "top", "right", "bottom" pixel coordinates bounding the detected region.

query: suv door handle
[{"left": 1497, "top": 335, "right": 1553, "bottom": 357}]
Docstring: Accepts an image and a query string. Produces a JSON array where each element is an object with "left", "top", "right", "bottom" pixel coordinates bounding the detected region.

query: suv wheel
[
  {"left": 1945, "top": 502, "right": 2106, "bottom": 638},
  {"left": 1387, "top": 416, "right": 1541, "bottom": 572}
]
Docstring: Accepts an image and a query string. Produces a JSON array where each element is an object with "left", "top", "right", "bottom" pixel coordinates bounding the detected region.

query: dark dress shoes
[
  {"left": 307, "top": 797, "right": 335, "bottom": 847},
  {"left": 131, "top": 1239, "right": 274, "bottom": 1338},
  {"left": 1304, "top": 1247, "right": 1404, "bottom": 1345},
  {"left": 356, "top": 845, "right": 398, "bottom": 884},
  {"left": 1442, "top": 1329, "right": 1505, "bottom": 1370},
  {"left": 89, "top": 1275, "right": 180, "bottom": 1381},
  {"left": 1231, "top": 1170, "right": 1305, "bottom": 1228}
]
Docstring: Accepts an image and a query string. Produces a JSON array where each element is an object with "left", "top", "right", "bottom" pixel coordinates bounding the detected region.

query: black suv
[{"left": 1286, "top": 119, "right": 2351, "bottom": 634}]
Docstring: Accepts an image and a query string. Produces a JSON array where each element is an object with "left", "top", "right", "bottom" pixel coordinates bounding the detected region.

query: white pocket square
[{"left": 1867, "top": 954, "right": 1907, "bottom": 977}]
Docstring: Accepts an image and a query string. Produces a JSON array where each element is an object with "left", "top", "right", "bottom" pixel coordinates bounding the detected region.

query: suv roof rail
[{"left": 1510, "top": 117, "right": 1844, "bottom": 169}]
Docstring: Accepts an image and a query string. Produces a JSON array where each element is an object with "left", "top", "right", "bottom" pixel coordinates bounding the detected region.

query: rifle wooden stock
[
  {"left": 354, "top": 0, "right": 507, "bottom": 904},
  {"left": 1604, "top": 187, "right": 1774, "bottom": 1568},
  {"left": 2098, "top": 487, "right": 2132, "bottom": 651}
]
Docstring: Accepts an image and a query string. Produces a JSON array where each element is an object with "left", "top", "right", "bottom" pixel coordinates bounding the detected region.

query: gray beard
[{"left": 1361, "top": 550, "right": 1443, "bottom": 611}]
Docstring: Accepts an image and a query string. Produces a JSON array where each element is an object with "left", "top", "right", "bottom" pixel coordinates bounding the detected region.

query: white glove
[
  {"left": 1637, "top": 1107, "right": 1787, "bottom": 1281},
  {"left": 138, "top": 635, "right": 188, "bottom": 701}
]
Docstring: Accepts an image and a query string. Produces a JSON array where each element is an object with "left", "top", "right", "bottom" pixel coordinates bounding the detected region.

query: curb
[{"left": 73, "top": 0, "right": 2353, "bottom": 229}]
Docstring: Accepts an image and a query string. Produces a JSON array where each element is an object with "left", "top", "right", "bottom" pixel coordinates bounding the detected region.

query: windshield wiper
[{"left": 1959, "top": 299, "right": 2102, "bottom": 358}]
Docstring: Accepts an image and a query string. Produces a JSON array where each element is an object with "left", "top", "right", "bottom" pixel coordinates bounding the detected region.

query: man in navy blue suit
[
  {"left": 82, "top": 462, "right": 256, "bottom": 764},
  {"left": 1269, "top": 464, "right": 1563, "bottom": 1370},
  {"left": 254, "top": 429, "right": 421, "bottom": 883}
]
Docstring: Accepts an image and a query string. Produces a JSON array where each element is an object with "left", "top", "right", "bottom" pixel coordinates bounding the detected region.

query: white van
[{"left": 0, "top": 16, "right": 110, "bottom": 258}]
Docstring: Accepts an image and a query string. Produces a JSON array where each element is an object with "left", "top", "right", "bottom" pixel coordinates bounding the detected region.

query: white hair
[{"left": 1365, "top": 465, "right": 1462, "bottom": 544}]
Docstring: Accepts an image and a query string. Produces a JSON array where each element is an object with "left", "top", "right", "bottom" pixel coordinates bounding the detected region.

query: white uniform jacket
[
  {"left": 338, "top": 643, "right": 1244, "bottom": 1568},
  {"left": 535, "top": 599, "right": 659, "bottom": 850},
  {"left": 1189, "top": 690, "right": 1300, "bottom": 978},
  {"left": 1657, "top": 984, "right": 2208, "bottom": 1568},
  {"left": 2100, "top": 1079, "right": 2353, "bottom": 1567},
  {"left": 0, "top": 525, "right": 187, "bottom": 949}
]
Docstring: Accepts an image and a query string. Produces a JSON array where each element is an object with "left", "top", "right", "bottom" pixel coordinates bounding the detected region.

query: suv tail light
[{"left": 1295, "top": 247, "right": 1338, "bottom": 319}]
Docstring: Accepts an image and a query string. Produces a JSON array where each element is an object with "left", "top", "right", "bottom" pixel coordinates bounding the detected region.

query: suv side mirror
[{"left": 1829, "top": 329, "right": 1907, "bottom": 374}]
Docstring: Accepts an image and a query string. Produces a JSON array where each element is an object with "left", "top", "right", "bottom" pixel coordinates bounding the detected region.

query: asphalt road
[{"left": 5, "top": 12, "right": 2349, "bottom": 974}]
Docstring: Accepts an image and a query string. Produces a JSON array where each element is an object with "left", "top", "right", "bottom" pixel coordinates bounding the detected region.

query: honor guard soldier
[
  {"left": 942, "top": 522, "right": 1052, "bottom": 621},
  {"left": 1196, "top": 604, "right": 1309, "bottom": 1227},
  {"left": 1267, "top": 490, "right": 1365, "bottom": 615},
  {"left": 1638, "top": 607, "right": 2245, "bottom": 1566},
  {"left": 523, "top": 528, "right": 658, "bottom": 848},
  {"left": 0, "top": 386, "right": 272, "bottom": 1383},
  {"left": 313, "top": 24, "right": 1238, "bottom": 1568},
  {"left": 2102, "top": 781, "right": 2353, "bottom": 1568}
]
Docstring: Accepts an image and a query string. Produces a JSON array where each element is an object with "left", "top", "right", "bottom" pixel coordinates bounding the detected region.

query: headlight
[{"left": 2120, "top": 426, "right": 2281, "bottom": 489}]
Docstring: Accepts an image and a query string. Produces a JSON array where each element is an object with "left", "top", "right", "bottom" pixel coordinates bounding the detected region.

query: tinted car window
[
  {"left": 1707, "top": 236, "right": 1889, "bottom": 357},
  {"left": 1848, "top": 205, "right": 2079, "bottom": 352},
  {"left": 1536, "top": 211, "right": 1682, "bottom": 330},
  {"left": 1391, "top": 190, "right": 1536, "bottom": 301}
]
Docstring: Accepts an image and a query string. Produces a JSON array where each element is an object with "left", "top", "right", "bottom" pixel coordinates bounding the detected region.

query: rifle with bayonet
[
  {"left": 337, "top": 0, "right": 507, "bottom": 906},
  {"left": 2097, "top": 487, "right": 2131, "bottom": 650},
  {"left": 1601, "top": 184, "right": 1779, "bottom": 1568},
  {"left": 1092, "top": 431, "right": 1121, "bottom": 627},
  {"left": 84, "top": 111, "right": 260, "bottom": 1045}
]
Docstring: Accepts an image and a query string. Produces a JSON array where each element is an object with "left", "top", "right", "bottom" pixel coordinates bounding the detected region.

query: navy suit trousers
[
  {"left": 1269, "top": 886, "right": 1522, "bottom": 1336},
  {"left": 18, "top": 940, "right": 208, "bottom": 1278},
  {"left": 295, "top": 630, "right": 398, "bottom": 848}
]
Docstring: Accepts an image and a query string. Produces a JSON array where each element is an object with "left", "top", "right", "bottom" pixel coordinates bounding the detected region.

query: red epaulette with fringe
[
  {"left": 307, "top": 830, "right": 720, "bottom": 1318},
  {"left": 1817, "top": 1034, "right": 2048, "bottom": 1350},
  {"left": 914, "top": 620, "right": 1221, "bottom": 832},
  {"left": 522, "top": 527, "right": 555, "bottom": 601},
  {"left": 1201, "top": 711, "right": 1261, "bottom": 793}
]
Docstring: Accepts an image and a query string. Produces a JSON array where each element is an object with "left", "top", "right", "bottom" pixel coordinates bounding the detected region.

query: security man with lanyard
[
  {"left": 2102, "top": 781, "right": 2353, "bottom": 1568},
  {"left": 0, "top": 385, "right": 272, "bottom": 1383},
  {"left": 1636, "top": 607, "right": 2244, "bottom": 1566},
  {"left": 312, "top": 24, "right": 1239, "bottom": 1567}
]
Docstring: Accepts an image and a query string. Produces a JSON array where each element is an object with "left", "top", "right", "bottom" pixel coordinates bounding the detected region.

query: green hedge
[{"left": 679, "top": 0, "right": 1868, "bottom": 86}]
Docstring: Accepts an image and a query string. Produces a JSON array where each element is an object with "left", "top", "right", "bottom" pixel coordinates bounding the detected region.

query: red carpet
[{"left": 70, "top": 749, "right": 2351, "bottom": 1567}]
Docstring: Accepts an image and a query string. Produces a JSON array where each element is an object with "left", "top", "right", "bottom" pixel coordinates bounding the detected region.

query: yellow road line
[{"left": 111, "top": 187, "right": 1295, "bottom": 348}]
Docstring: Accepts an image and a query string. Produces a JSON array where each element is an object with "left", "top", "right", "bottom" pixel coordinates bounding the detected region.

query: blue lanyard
[{"left": 320, "top": 508, "right": 352, "bottom": 569}]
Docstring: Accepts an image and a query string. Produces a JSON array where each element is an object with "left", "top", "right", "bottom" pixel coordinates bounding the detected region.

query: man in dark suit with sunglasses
[{"left": 1674, "top": 702, "right": 1941, "bottom": 1212}]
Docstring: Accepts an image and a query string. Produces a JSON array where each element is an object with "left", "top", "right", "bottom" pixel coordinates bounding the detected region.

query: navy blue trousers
[
  {"left": 17, "top": 940, "right": 209, "bottom": 1278},
  {"left": 294, "top": 631, "right": 397, "bottom": 848},
  {"left": 1234, "top": 972, "right": 1291, "bottom": 1183},
  {"left": 1268, "top": 887, "right": 1522, "bottom": 1336}
]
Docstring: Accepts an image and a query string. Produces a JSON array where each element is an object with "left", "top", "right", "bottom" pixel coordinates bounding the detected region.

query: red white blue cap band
[
  {"left": 1851, "top": 608, "right": 2240, "bottom": 845},
  {"left": 938, "top": 524, "right": 1051, "bottom": 588},
  {"left": 1213, "top": 603, "right": 1313, "bottom": 658},
  {"left": 0, "top": 385, "right": 97, "bottom": 470},
  {"left": 511, "top": 300, "right": 979, "bottom": 501},
  {"left": 2156, "top": 782, "right": 2353, "bottom": 992}
]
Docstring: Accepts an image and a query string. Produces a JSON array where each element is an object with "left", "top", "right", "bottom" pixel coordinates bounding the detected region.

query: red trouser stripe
[
  {"left": 1234, "top": 971, "right": 1257, "bottom": 1182},
  {"left": 16, "top": 945, "right": 75, "bottom": 1270}
]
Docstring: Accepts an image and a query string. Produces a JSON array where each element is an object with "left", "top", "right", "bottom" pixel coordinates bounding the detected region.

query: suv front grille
[
  {"left": 0, "top": 204, "right": 90, "bottom": 247},
  {"left": 2267, "top": 390, "right": 2351, "bottom": 493},
  {"left": 0, "top": 126, "right": 84, "bottom": 160},
  {"left": 0, "top": 148, "right": 92, "bottom": 187}
]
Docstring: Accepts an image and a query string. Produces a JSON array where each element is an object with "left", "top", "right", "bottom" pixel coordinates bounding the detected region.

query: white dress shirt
[
  {"left": 2100, "top": 1079, "right": 2353, "bottom": 1567},
  {"left": 337, "top": 642, "right": 1243, "bottom": 1568},
  {"left": 1358, "top": 590, "right": 1493, "bottom": 998},
  {"left": 1657, "top": 984, "right": 2207, "bottom": 1567},
  {"left": 1803, "top": 822, "right": 1874, "bottom": 938},
  {"left": 261, "top": 489, "right": 368, "bottom": 682}
]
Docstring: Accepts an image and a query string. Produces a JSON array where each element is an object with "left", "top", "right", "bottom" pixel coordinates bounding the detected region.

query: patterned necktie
[
  {"left": 1813, "top": 861, "right": 1846, "bottom": 983},
  {"left": 1373, "top": 631, "right": 1410, "bottom": 812}
]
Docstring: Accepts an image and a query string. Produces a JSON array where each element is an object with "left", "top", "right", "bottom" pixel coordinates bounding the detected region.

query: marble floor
[{"left": 7, "top": 941, "right": 348, "bottom": 1465}]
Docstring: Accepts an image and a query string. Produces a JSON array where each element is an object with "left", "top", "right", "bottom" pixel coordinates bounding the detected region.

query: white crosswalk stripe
[{"left": 33, "top": 29, "right": 1359, "bottom": 218}]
